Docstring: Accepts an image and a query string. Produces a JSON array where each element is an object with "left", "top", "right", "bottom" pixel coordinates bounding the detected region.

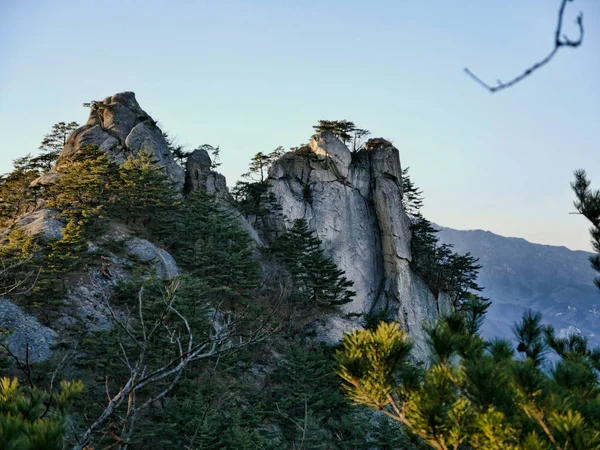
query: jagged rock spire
[
  {"left": 267, "top": 132, "right": 450, "bottom": 358},
  {"left": 56, "top": 92, "right": 184, "bottom": 188}
]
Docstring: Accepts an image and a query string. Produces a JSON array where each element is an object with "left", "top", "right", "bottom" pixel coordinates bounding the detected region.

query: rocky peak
[
  {"left": 267, "top": 132, "right": 450, "bottom": 357},
  {"left": 56, "top": 92, "right": 184, "bottom": 187},
  {"left": 184, "top": 148, "right": 230, "bottom": 199}
]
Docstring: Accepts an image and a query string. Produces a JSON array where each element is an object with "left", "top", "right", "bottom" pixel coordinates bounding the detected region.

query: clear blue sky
[{"left": 1, "top": 0, "right": 598, "bottom": 250}]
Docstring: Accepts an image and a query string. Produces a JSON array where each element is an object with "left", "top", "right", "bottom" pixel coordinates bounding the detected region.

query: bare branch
[{"left": 465, "top": 0, "right": 584, "bottom": 93}]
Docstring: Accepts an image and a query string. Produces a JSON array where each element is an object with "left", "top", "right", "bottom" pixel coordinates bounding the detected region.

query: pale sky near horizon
[{"left": 1, "top": 0, "right": 599, "bottom": 251}]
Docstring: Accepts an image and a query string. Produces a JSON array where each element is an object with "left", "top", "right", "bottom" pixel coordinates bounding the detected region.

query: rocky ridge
[{"left": 3, "top": 92, "right": 445, "bottom": 361}]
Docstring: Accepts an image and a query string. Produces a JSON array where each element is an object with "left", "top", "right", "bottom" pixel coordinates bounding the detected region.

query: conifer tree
[
  {"left": 312, "top": 120, "right": 370, "bottom": 150},
  {"left": 571, "top": 169, "right": 600, "bottom": 290},
  {"left": 31, "top": 121, "right": 79, "bottom": 171},
  {"left": 271, "top": 219, "right": 355, "bottom": 308},
  {"left": 232, "top": 148, "right": 284, "bottom": 229},
  {"left": 0, "top": 156, "right": 40, "bottom": 224},
  {"left": 402, "top": 167, "right": 486, "bottom": 310},
  {"left": 241, "top": 147, "right": 284, "bottom": 182},
  {"left": 114, "top": 152, "right": 180, "bottom": 229},
  {"left": 163, "top": 131, "right": 192, "bottom": 166},
  {"left": 336, "top": 297, "right": 600, "bottom": 450},
  {"left": 0, "top": 229, "right": 38, "bottom": 296},
  {"left": 0, "top": 377, "right": 83, "bottom": 450},
  {"left": 47, "top": 145, "right": 120, "bottom": 223},
  {"left": 170, "top": 190, "right": 260, "bottom": 307}
]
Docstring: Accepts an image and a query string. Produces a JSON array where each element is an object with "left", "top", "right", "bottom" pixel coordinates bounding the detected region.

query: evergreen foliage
[
  {"left": 31, "top": 121, "right": 79, "bottom": 171},
  {"left": 0, "top": 229, "right": 38, "bottom": 296},
  {"left": 0, "top": 156, "right": 40, "bottom": 225},
  {"left": 113, "top": 152, "right": 180, "bottom": 230},
  {"left": 241, "top": 148, "right": 285, "bottom": 183},
  {"left": 571, "top": 169, "right": 600, "bottom": 290},
  {"left": 231, "top": 149, "right": 284, "bottom": 233},
  {"left": 402, "top": 167, "right": 487, "bottom": 310},
  {"left": 168, "top": 189, "right": 261, "bottom": 307},
  {"left": 312, "top": 120, "right": 370, "bottom": 150},
  {"left": 271, "top": 219, "right": 355, "bottom": 308},
  {"left": 0, "top": 377, "right": 83, "bottom": 450},
  {"left": 336, "top": 297, "right": 600, "bottom": 450}
]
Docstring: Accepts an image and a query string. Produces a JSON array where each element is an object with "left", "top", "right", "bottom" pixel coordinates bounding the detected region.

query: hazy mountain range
[{"left": 436, "top": 226, "right": 600, "bottom": 348}]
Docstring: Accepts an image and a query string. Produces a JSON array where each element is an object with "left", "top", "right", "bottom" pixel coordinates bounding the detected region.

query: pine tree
[
  {"left": 336, "top": 297, "right": 600, "bottom": 450},
  {"left": 47, "top": 145, "right": 120, "bottom": 222},
  {"left": 312, "top": 120, "right": 370, "bottom": 149},
  {"left": 232, "top": 148, "right": 284, "bottom": 231},
  {"left": 163, "top": 131, "right": 193, "bottom": 166},
  {"left": 0, "top": 155, "right": 40, "bottom": 224},
  {"left": 31, "top": 121, "right": 79, "bottom": 171},
  {"left": 242, "top": 147, "right": 284, "bottom": 182},
  {"left": 170, "top": 190, "right": 260, "bottom": 307},
  {"left": 0, "top": 377, "right": 83, "bottom": 450},
  {"left": 0, "top": 229, "right": 38, "bottom": 296},
  {"left": 114, "top": 152, "right": 180, "bottom": 230},
  {"left": 571, "top": 169, "right": 600, "bottom": 290},
  {"left": 271, "top": 219, "right": 355, "bottom": 308},
  {"left": 402, "top": 167, "right": 486, "bottom": 310}
]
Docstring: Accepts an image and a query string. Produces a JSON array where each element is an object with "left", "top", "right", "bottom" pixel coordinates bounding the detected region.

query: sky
[{"left": 1, "top": 0, "right": 599, "bottom": 251}]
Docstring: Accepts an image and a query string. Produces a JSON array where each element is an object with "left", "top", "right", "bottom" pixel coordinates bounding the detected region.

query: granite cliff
[
  {"left": 267, "top": 134, "right": 450, "bottom": 354},
  {"left": 2, "top": 92, "right": 445, "bottom": 361}
]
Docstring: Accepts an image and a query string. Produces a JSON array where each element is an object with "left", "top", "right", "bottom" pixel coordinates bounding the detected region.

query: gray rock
[
  {"left": 125, "top": 238, "right": 179, "bottom": 279},
  {"left": 57, "top": 92, "right": 184, "bottom": 188},
  {"left": 17, "top": 209, "right": 64, "bottom": 243},
  {"left": 30, "top": 171, "right": 62, "bottom": 187},
  {"left": 184, "top": 148, "right": 231, "bottom": 200},
  {"left": 0, "top": 298, "right": 57, "bottom": 362},
  {"left": 268, "top": 133, "right": 446, "bottom": 359},
  {"left": 125, "top": 121, "right": 184, "bottom": 186},
  {"left": 308, "top": 131, "right": 352, "bottom": 180}
]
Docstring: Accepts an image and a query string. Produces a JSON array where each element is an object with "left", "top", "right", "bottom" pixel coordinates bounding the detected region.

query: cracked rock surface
[
  {"left": 56, "top": 92, "right": 184, "bottom": 188},
  {"left": 268, "top": 132, "right": 449, "bottom": 358}
]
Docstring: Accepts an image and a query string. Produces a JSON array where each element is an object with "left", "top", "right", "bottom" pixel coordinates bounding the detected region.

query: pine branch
[{"left": 465, "top": 0, "right": 584, "bottom": 93}]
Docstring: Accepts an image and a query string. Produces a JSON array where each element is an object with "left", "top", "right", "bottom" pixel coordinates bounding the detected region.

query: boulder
[
  {"left": 184, "top": 148, "right": 231, "bottom": 200},
  {"left": 0, "top": 298, "right": 57, "bottom": 362},
  {"left": 17, "top": 209, "right": 64, "bottom": 243},
  {"left": 30, "top": 171, "right": 62, "bottom": 187},
  {"left": 57, "top": 92, "right": 184, "bottom": 188},
  {"left": 308, "top": 131, "right": 352, "bottom": 180},
  {"left": 125, "top": 238, "right": 179, "bottom": 280}
]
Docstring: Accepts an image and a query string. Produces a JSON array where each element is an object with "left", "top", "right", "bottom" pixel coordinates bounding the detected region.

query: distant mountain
[{"left": 436, "top": 226, "right": 600, "bottom": 347}]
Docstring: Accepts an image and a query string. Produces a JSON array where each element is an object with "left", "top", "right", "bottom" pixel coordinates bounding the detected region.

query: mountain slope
[{"left": 436, "top": 226, "right": 600, "bottom": 347}]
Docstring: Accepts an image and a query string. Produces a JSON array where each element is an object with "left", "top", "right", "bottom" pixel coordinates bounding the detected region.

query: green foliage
[
  {"left": 31, "top": 121, "right": 79, "bottom": 171},
  {"left": 336, "top": 297, "right": 600, "bottom": 450},
  {"left": 312, "top": 120, "right": 370, "bottom": 150},
  {"left": 402, "top": 167, "right": 487, "bottom": 310},
  {"left": 241, "top": 148, "right": 285, "bottom": 183},
  {"left": 0, "top": 229, "right": 38, "bottom": 296},
  {"left": 0, "top": 156, "right": 40, "bottom": 225},
  {"left": 271, "top": 218, "right": 355, "bottom": 308},
  {"left": 47, "top": 145, "right": 119, "bottom": 224},
  {"left": 113, "top": 152, "right": 180, "bottom": 231},
  {"left": 0, "top": 377, "right": 83, "bottom": 450},
  {"left": 231, "top": 180, "right": 282, "bottom": 223},
  {"left": 572, "top": 169, "right": 600, "bottom": 290},
  {"left": 168, "top": 189, "right": 261, "bottom": 307}
]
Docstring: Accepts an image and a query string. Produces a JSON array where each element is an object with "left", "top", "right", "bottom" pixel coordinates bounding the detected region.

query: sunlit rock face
[
  {"left": 56, "top": 92, "right": 184, "bottom": 188},
  {"left": 268, "top": 132, "right": 449, "bottom": 358}
]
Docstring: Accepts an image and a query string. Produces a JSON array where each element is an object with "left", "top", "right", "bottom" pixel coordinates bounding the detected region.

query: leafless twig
[{"left": 465, "top": 0, "right": 584, "bottom": 93}]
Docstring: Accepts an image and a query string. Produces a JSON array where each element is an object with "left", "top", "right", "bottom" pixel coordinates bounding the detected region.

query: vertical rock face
[
  {"left": 184, "top": 148, "right": 231, "bottom": 200},
  {"left": 56, "top": 92, "right": 184, "bottom": 188},
  {"left": 268, "top": 132, "right": 449, "bottom": 357}
]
